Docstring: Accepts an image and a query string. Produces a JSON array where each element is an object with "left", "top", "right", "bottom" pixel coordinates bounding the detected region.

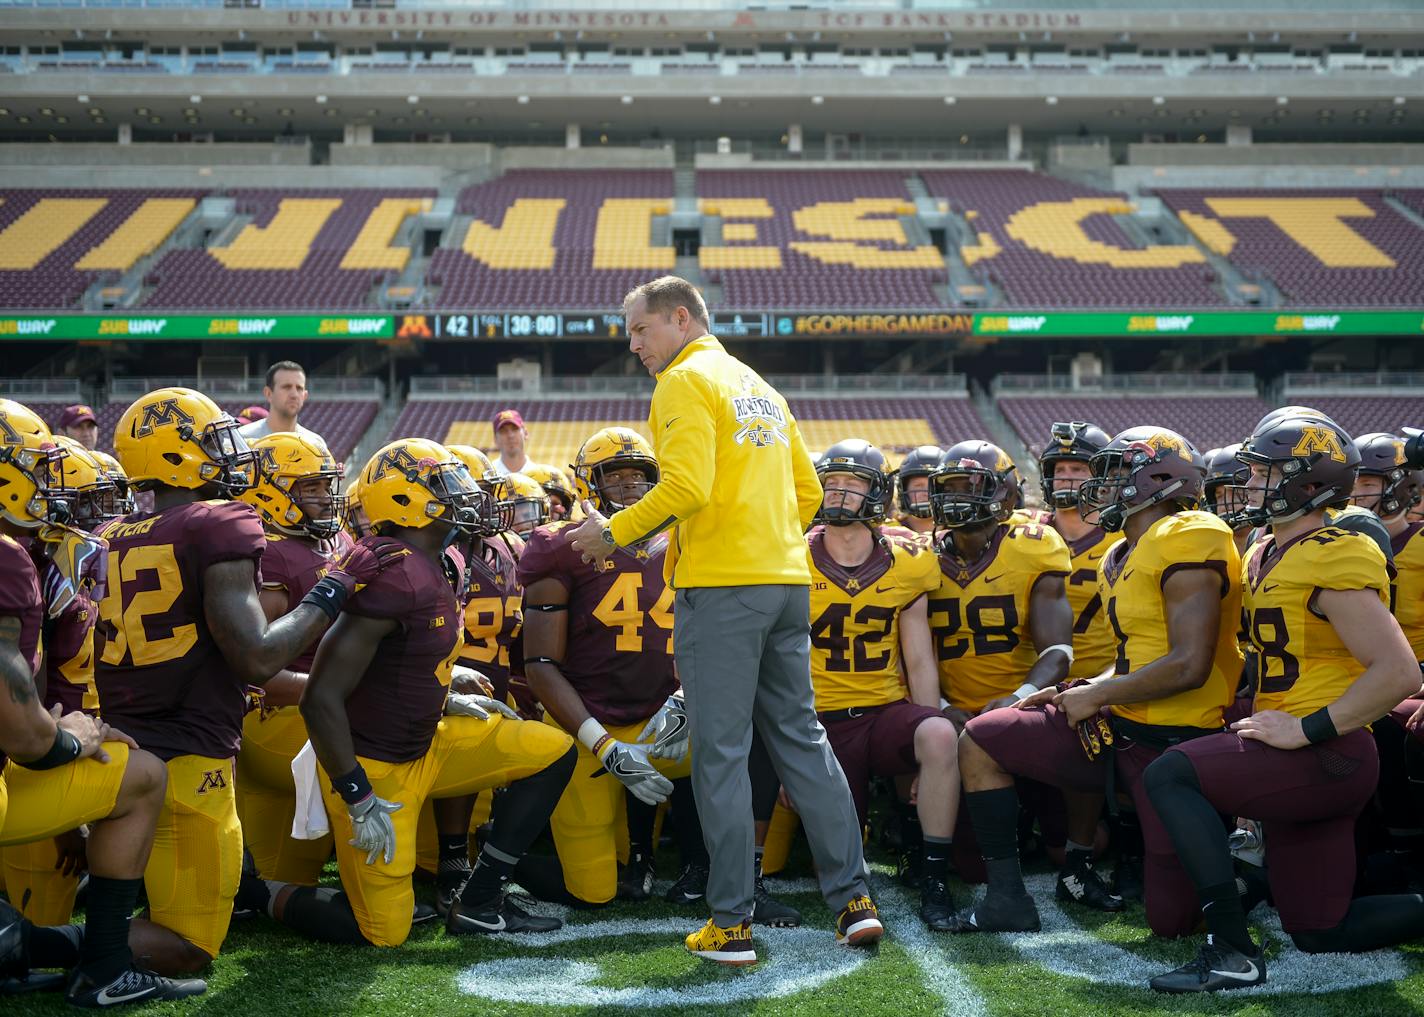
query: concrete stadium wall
[
  {"left": 0, "top": 142, "right": 313, "bottom": 167},
  {"left": 1116, "top": 144, "right": 1424, "bottom": 190}
]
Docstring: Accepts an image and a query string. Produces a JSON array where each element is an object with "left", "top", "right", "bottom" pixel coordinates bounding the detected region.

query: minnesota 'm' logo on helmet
[
  {"left": 132, "top": 397, "right": 196, "bottom": 438},
  {"left": 0, "top": 413, "right": 20, "bottom": 446},
  {"left": 1291, "top": 425, "right": 1349, "bottom": 464},
  {"left": 371, "top": 445, "right": 423, "bottom": 482},
  {"left": 1139, "top": 432, "right": 1193, "bottom": 462}
]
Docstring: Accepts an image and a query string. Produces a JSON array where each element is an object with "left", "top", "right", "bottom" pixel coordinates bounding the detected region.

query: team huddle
[{"left": 2, "top": 382, "right": 1424, "bottom": 1006}]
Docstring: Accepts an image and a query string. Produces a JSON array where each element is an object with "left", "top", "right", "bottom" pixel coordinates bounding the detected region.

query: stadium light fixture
[
  {"left": 407, "top": 95, "right": 419, "bottom": 104},
  {"left": 0, "top": 108, "right": 10, "bottom": 116},
  {"left": 39, "top": 107, "right": 54, "bottom": 116},
  {"left": 1276, "top": 96, "right": 1289, "bottom": 106},
  {"left": 709, "top": 96, "right": 721, "bottom": 105},
  {"left": 517, "top": 95, "right": 530, "bottom": 104},
  {"left": 621, "top": 95, "right": 634, "bottom": 105},
  {"left": 811, "top": 96, "right": 824, "bottom": 105},
  {"left": 1045, "top": 96, "right": 1058, "bottom": 105},
  {"left": 316, "top": 95, "right": 328, "bottom": 104},
  {"left": 77, "top": 94, "right": 88, "bottom": 104},
  {"left": 943, "top": 96, "right": 956, "bottom": 105},
  {"left": 1394, "top": 96, "right": 1407, "bottom": 106},
  {"left": 1152, "top": 96, "right": 1165, "bottom": 106},
  {"left": 190, "top": 95, "right": 201, "bottom": 104}
]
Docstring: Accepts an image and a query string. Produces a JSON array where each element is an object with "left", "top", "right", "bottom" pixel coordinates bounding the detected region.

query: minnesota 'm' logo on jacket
[
  {"left": 1291, "top": 425, "right": 1349, "bottom": 463},
  {"left": 196, "top": 768, "right": 228, "bottom": 794},
  {"left": 132, "top": 398, "right": 195, "bottom": 437}
]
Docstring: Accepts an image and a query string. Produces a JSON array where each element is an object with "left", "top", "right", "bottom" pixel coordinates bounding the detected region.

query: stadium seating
[
  {"left": 428, "top": 170, "right": 675, "bottom": 310},
  {"left": 0, "top": 189, "right": 204, "bottom": 309},
  {"left": 30, "top": 399, "right": 375, "bottom": 465},
  {"left": 921, "top": 171, "right": 1226, "bottom": 308},
  {"left": 390, "top": 395, "right": 990, "bottom": 470},
  {"left": 1283, "top": 396, "right": 1424, "bottom": 444},
  {"left": 998, "top": 395, "right": 1271, "bottom": 452},
  {"left": 142, "top": 189, "right": 434, "bottom": 310},
  {"left": 697, "top": 170, "right": 946, "bottom": 309},
  {"left": 1154, "top": 189, "right": 1424, "bottom": 307}
]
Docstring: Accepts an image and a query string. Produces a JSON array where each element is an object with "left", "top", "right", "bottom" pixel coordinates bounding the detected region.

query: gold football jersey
[
  {"left": 1245, "top": 525, "right": 1390, "bottom": 718},
  {"left": 1389, "top": 523, "right": 1424, "bottom": 662},
  {"left": 1045, "top": 516, "right": 1124, "bottom": 680},
  {"left": 808, "top": 529, "right": 941, "bottom": 712},
  {"left": 931, "top": 520, "right": 1072, "bottom": 713},
  {"left": 1100, "top": 511, "right": 1243, "bottom": 729}
]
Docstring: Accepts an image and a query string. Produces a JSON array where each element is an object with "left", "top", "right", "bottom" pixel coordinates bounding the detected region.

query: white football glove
[
  {"left": 637, "top": 692, "right": 690, "bottom": 762},
  {"left": 450, "top": 665, "right": 496, "bottom": 697},
  {"left": 446, "top": 692, "right": 521, "bottom": 722},
  {"left": 347, "top": 794, "right": 402, "bottom": 866},
  {"left": 598, "top": 740, "right": 674, "bottom": 807}
]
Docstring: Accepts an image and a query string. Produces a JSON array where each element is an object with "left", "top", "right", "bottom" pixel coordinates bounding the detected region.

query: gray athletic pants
[{"left": 674, "top": 583, "right": 869, "bottom": 927}]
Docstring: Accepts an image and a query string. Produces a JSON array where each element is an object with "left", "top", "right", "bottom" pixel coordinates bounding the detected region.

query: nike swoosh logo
[
  {"left": 1122, "top": 570, "right": 1134, "bottom": 581},
  {"left": 456, "top": 913, "right": 507, "bottom": 932},
  {"left": 984, "top": 574, "right": 1005, "bottom": 584},
  {"left": 97, "top": 986, "right": 158, "bottom": 1005},
  {"left": 665, "top": 417, "right": 679, "bottom": 429},
  {"left": 874, "top": 584, "right": 895, "bottom": 594},
  {"left": 610, "top": 758, "right": 652, "bottom": 779},
  {"left": 1263, "top": 584, "right": 1279, "bottom": 592},
  {"left": 1212, "top": 962, "right": 1260, "bottom": 982},
  {"left": 1086, "top": 552, "right": 1104, "bottom": 561}
]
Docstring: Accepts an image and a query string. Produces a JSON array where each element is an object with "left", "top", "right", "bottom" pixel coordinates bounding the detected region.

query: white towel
[{"left": 290, "top": 740, "right": 330, "bottom": 840}]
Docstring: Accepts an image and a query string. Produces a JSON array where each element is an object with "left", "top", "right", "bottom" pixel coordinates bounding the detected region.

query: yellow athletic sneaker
[
  {"left": 835, "top": 895, "right": 884, "bottom": 947},
  {"left": 685, "top": 918, "right": 757, "bottom": 966}
]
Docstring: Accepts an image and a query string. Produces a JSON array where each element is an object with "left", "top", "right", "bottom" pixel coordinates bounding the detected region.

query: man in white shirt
[
  {"left": 490, "top": 409, "right": 530, "bottom": 477},
  {"left": 238, "top": 361, "right": 326, "bottom": 451}
]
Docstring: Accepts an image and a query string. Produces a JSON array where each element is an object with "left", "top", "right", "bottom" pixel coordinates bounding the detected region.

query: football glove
[
  {"left": 347, "top": 793, "right": 402, "bottom": 866},
  {"left": 446, "top": 692, "right": 520, "bottom": 722},
  {"left": 1077, "top": 714, "right": 1115, "bottom": 761},
  {"left": 450, "top": 664, "right": 496, "bottom": 697},
  {"left": 302, "top": 537, "right": 412, "bottom": 620},
  {"left": 599, "top": 740, "right": 674, "bottom": 806},
  {"left": 636, "top": 692, "right": 690, "bottom": 761}
]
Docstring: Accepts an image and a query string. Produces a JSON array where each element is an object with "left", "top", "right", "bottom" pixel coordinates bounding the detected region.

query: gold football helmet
[
  {"left": 493, "top": 472, "right": 550, "bottom": 537},
  {"left": 357, "top": 438, "right": 490, "bottom": 536},
  {"left": 343, "top": 474, "right": 369, "bottom": 539},
  {"left": 522, "top": 462, "right": 577, "bottom": 519},
  {"left": 0, "top": 398, "right": 70, "bottom": 529},
  {"left": 52, "top": 435, "right": 120, "bottom": 531},
  {"left": 114, "top": 386, "right": 254, "bottom": 496},
  {"left": 240, "top": 432, "right": 346, "bottom": 539},
  {"left": 87, "top": 447, "right": 136, "bottom": 515},
  {"left": 570, "top": 427, "right": 659, "bottom": 514}
]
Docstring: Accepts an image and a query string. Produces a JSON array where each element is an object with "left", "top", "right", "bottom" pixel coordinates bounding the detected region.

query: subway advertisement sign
[{"left": 1, "top": 310, "right": 1421, "bottom": 340}]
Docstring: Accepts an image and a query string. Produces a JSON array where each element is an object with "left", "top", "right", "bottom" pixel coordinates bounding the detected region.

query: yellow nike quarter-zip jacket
[{"left": 607, "top": 335, "right": 822, "bottom": 588}]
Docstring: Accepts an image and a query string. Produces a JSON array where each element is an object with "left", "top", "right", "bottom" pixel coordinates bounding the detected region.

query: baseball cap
[
  {"left": 237, "top": 405, "right": 270, "bottom": 425},
  {"left": 58, "top": 404, "right": 97, "bottom": 428},
  {"left": 492, "top": 409, "right": 525, "bottom": 431}
]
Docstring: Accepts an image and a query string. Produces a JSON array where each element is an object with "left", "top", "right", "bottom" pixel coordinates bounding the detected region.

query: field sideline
[{"left": 8, "top": 844, "right": 1424, "bottom": 1017}]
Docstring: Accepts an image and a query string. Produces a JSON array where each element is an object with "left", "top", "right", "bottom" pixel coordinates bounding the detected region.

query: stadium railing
[
  {"left": 407, "top": 374, "right": 968, "bottom": 401},
  {"left": 992, "top": 372, "right": 1258, "bottom": 396},
  {"left": 108, "top": 376, "right": 384, "bottom": 401},
  {"left": 1283, "top": 372, "right": 1424, "bottom": 397},
  {"left": 0, "top": 378, "right": 84, "bottom": 402}
]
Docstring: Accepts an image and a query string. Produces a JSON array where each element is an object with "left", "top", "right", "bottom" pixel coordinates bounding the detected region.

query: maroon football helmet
[
  {"left": 1352, "top": 431, "right": 1413, "bottom": 518},
  {"left": 1232, "top": 414, "right": 1359, "bottom": 526},
  {"left": 929, "top": 440, "right": 1022, "bottom": 528},
  {"left": 1079, "top": 427, "right": 1204, "bottom": 533}
]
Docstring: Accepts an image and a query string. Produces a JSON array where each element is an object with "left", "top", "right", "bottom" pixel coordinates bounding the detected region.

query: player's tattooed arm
[
  {"left": 521, "top": 577, "right": 592, "bottom": 733},
  {"left": 204, "top": 559, "right": 333, "bottom": 683},
  {"left": 300, "top": 612, "right": 396, "bottom": 778},
  {"left": 0, "top": 614, "right": 60, "bottom": 760}
]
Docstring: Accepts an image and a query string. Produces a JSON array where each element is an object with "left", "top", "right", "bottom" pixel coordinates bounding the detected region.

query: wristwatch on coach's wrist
[{"left": 600, "top": 525, "right": 616, "bottom": 548}]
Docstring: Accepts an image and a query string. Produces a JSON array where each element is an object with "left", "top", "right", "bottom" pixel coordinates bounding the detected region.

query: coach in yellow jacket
[{"left": 569, "top": 276, "right": 876, "bottom": 959}]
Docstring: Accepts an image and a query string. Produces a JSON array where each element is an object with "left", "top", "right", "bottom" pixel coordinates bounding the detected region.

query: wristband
[
  {"left": 300, "top": 575, "right": 350, "bottom": 622},
  {"left": 1012, "top": 683, "right": 1040, "bottom": 703},
  {"left": 19, "top": 728, "right": 83, "bottom": 771},
  {"left": 577, "top": 716, "right": 613, "bottom": 758},
  {"left": 331, "top": 764, "right": 374, "bottom": 805},
  {"left": 1301, "top": 707, "right": 1339, "bottom": 745},
  {"left": 1037, "top": 643, "right": 1075, "bottom": 665}
]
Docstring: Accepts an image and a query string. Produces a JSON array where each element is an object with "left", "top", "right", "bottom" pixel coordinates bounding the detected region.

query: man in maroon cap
[
  {"left": 56, "top": 405, "right": 99, "bottom": 450},
  {"left": 236, "top": 406, "right": 269, "bottom": 427},
  {"left": 490, "top": 408, "right": 530, "bottom": 477}
]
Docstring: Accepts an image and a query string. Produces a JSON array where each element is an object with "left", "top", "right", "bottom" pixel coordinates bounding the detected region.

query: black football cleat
[
  {"left": 664, "top": 861, "right": 709, "bottom": 905},
  {"left": 1149, "top": 935, "right": 1266, "bottom": 993},
  {"left": 753, "top": 873, "right": 801, "bottom": 927},
  {"left": 65, "top": 967, "right": 206, "bottom": 1008},
  {"left": 1057, "top": 855, "right": 1125, "bottom": 913},
  {"left": 1111, "top": 855, "right": 1144, "bottom": 903},
  {"left": 617, "top": 853, "right": 655, "bottom": 902},
  {"left": 919, "top": 877, "right": 958, "bottom": 933},
  {"left": 896, "top": 847, "right": 923, "bottom": 889},
  {"left": 952, "top": 892, "right": 1041, "bottom": 933},
  {"left": 435, "top": 864, "right": 472, "bottom": 918},
  {"left": 446, "top": 893, "right": 562, "bottom": 936}
]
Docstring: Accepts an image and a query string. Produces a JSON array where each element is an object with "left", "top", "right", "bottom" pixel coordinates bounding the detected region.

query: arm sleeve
[
  {"left": 608, "top": 369, "right": 717, "bottom": 547},
  {"left": 788, "top": 414, "right": 823, "bottom": 531}
]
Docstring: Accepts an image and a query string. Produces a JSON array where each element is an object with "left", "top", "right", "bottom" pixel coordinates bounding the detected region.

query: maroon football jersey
[
  {"left": 259, "top": 533, "right": 338, "bottom": 673},
  {"left": 459, "top": 534, "right": 524, "bottom": 701},
  {"left": 0, "top": 535, "right": 43, "bottom": 680},
  {"left": 93, "top": 500, "right": 265, "bottom": 761},
  {"left": 517, "top": 522, "right": 675, "bottom": 726},
  {"left": 342, "top": 541, "right": 463, "bottom": 764},
  {"left": 22, "top": 539, "right": 99, "bottom": 715}
]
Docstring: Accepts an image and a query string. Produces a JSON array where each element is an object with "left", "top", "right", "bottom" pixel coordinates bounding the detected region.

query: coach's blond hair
[{"left": 623, "top": 276, "right": 710, "bottom": 329}]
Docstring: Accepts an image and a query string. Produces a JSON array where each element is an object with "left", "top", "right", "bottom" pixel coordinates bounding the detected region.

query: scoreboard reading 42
[{"left": 395, "top": 312, "right": 777, "bottom": 340}]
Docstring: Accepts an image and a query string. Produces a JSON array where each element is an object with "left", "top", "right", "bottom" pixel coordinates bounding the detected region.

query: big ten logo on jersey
[
  {"left": 1291, "top": 425, "right": 1349, "bottom": 464},
  {"left": 197, "top": 768, "right": 228, "bottom": 794},
  {"left": 133, "top": 397, "right": 196, "bottom": 437}
]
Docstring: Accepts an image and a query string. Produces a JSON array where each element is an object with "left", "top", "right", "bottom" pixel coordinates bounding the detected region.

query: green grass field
[{"left": 9, "top": 844, "right": 1424, "bottom": 1017}]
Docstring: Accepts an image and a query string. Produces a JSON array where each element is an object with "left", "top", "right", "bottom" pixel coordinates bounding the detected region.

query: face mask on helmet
[
  {"left": 895, "top": 446, "right": 941, "bottom": 518},
  {"left": 593, "top": 463, "right": 657, "bottom": 513},
  {"left": 1079, "top": 440, "right": 1199, "bottom": 534},
  {"left": 0, "top": 441, "right": 73, "bottom": 528},
  {"left": 1228, "top": 418, "right": 1359, "bottom": 528},
  {"left": 189, "top": 418, "right": 257, "bottom": 496},
  {"left": 426, "top": 462, "right": 501, "bottom": 537},
  {"left": 816, "top": 472, "right": 878, "bottom": 526},
  {"left": 929, "top": 463, "right": 1007, "bottom": 529}
]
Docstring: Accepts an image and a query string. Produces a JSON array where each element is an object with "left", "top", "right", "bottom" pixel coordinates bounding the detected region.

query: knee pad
[{"left": 1142, "top": 750, "right": 1200, "bottom": 797}]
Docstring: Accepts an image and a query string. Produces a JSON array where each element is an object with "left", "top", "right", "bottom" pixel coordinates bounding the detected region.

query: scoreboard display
[{"left": 400, "top": 312, "right": 775, "bottom": 340}]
